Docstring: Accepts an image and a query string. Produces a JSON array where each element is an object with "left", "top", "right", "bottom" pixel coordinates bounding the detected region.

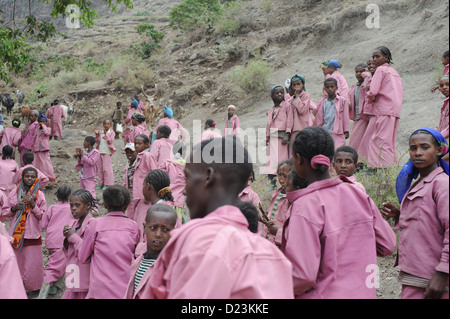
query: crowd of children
[{"left": 0, "top": 46, "right": 448, "bottom": 301}]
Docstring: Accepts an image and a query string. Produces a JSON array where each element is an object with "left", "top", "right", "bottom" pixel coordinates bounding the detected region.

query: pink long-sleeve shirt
[
  {"left": 396, "top": 167, "right": 449, "bottom": 280},
  {"left": 224, "top": 114, "right": 241, "bottom": 138},
  {"left": 263, "top": 188, "right": 290, "bottom": 246},
  {"left": 348, "top": 81, "right": 370, "bottom": 122},
  {"left": 159, "top": 159, "right": 186, "bottom": 208},
  {"left": 366, "top": 63, "right": 403, "bottom": 118},
  {"left": 438, "top": 97, "right": 449, "bottom": 139},
  {"left": 0, "top": 159, "right": 19, "bottom": 192},
  {"left": 286, "top": 91, "right": 312, "bottom": 134},
  {"left": 129, "top": 123, "right": 149, "bottom": 145},
  {"left": 132, "top": 151, "right": 158, "bottom": 200},
  {"left": 150, "top": 138, "right": 174, "bottom": 168},
  {"left": 124, "top": 253, "right": 156, "bottom": 299},
  {"left": 19, "top": 121, "right": 39, "bottom": 151},
  {"left": 0, "top": 127, "right": 21, "bottom": 153},
  {"left": 95, "top": 129, "right": 116, "bottom": 155},
  {"left": 155, "top": 118, "right": 186, "bottom": 144},
  {"left": 63, "top": 214, "right": 95, "bottom": 295},
  {"left": 40, "top": 202, "right": 75, "bottom": 250},
  {"left": 0, "top": 230, "right": 27, "bottom": 299},
  {"left": 75, "top": 149, "right": 100, "bottom": 179},
  {"left": 324, "top": 71, "right": 350, "bottom": 99},
  {"left": 32, "top": 124, "right": 51, "bottom": 152},
  {"left": 282, "top": 176, "right": 396, "bottom": 299},
  {"left": 78, "top": 211, "right": 140, "bottom": 299},
  {"left": 45, "top": 105, "right": 65, "bottom": 138},
  {"left": 238, "top": 184, "right": 261, "bottom": 207},
  {"left": 266, "top": 100, "right": 290, "bottom": 139},
  {"left": 146, "top": 205, "right": 294, "bottom": 299},
  {"left": 314, "top": 95, "right": 350, "bottom": 135}
]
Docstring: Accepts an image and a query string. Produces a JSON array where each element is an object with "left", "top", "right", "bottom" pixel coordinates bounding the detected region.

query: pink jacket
[
  {"left": 438, "top": 97, "right": 449, "bottom": 139},
  {"left": 0, "top": 188, "right": 8, "bottom": 223},
  {"left": 197, "top": 129, "right": 222, "bottom": 145},
  {"left": 78, "top": 211, "right": 140, "bottom": 299},
  {"left": 324, "top": 71, "right": 350, "bottom": 99},
  {"left": 396, "top": 167, "right": 449, "bottom": 280},
  {"left": 45, "top": 105, "right": 65, "bottom": 138},
  {"left": 155, "top": 118, "right": 186, "bottom": 144},
  {"left": 348, "top": 80, "right": 370, "bottom": 122},
  {"left": 124, "top": 253, "right": 156, "bottom": 299},
  {"left": 146, "top": 205, "right": 294, "bottom": 299},
  {"left": 150, "top": 138, "right": 174, "bottom": 168},
  {"left": 0, "top": 127, "right": 21, "bottom": 153},
  {"left": 0, "top": 231, "right": 27, "bottom": 298},
  {"left": 19, "top": 121, "right": 39, "bottom": 151},
  {"left": 12, "top": 165, "right": 49, "bottom": 189},
  {"left": 366, "top": 63, "right": 403, "bottom": 118},
  {"left": 32, "top": 123, "right": 51, "bottom": 152},
  {"left": 75, "top": 149, "right": 100, "bottom": 179},
  {"left": 40, "top": 202, "right": 75, "bottom": 249},
  {"left": 132, "top": 151, "right": 158, "bottom": 200},
  {"left": 314, "top": 95, "right": 351, "bottom": 135},
  {"left": 224, "top": 114, "right": 241, "bottom": 138},
  {"left": 346, "top": 175, "right": 367, "bottom": 193},
  {"left": 3, "top": 188, "right": 46, "bottom": 240},
  {"left": 95, "top": 129, "right": 116, "bottom": 155},
  {"left": 238, "top": 184, "right": 261, "bottom": 206},
  {"left": 282, "top": 176, "right": 396, "bottom": 299},
  {"left": 63, "top": 214, "right": 95, "bottom": 294},
  {"left": 286, "top": 91, "right": 312, "bottom": 134},
  {"left": 361, "top": 73, "right": 374, "bottom": 116},
  {"left": 266, "top": 100, "right": 290, "bottom": 139},
  {"left": 263, "top": 188, "right": 290, "bottom": 245},
  {"left": 129, "top": 123, "right": 149, "bottom": 145},
  {"left": 0, "top": 159, "right": 19, "bottom": 192},
  {"left": 159, "top": 159, "right": 186, "bottom": 208}
]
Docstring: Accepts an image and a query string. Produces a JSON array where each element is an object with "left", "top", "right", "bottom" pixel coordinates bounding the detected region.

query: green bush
[
  {"left": 231, "top": 60, "right": 273, "bottom": 93},
  {"left": 169, "top": 0, "right": 223, "bottom": 31},
  {"left": 130, "top": 23, "right": 164, "bottom": 59}
]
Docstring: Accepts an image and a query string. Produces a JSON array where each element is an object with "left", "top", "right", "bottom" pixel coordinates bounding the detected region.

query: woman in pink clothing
[
  {"left": 438, "top": 76, "right": 449, "bottom": 138},
  {"left": 198, "top": 119, "right": 222, "bottom": 145},
  {"left": 19, "top": 110, "right": 40, "bottom": 166},
  {"left": 154, "top": 106, "right": 187, "bottom": 145},
  {"left": 0, "top": 145, "right": 19, "bottom": 192},
  {"left": 224, "top": 105, "right": 241, "bottom": 138},
  {"left": 95, "top": 119, "right": 116, "bottom": 190},
  {"left": 150, "top": 125, "right": 174, "bottom": 168},
  {"left": 0, "top": 118, "right": 21, "bottom": 155},
  {"left": 324, "top": 60, "right": 349, "bottom": 99},
  {"left": 265, "top": 85, "right": 291, "bottom": 190},
  {"left": 33, "top": 113, "right": 56, "bottom": 182},
  {"left": 146, "top": 136, "right": 294, "bottom": 299},
  {"left": 382, "top": 128, "right": 449, "bottom": 299},
  {"left": 38, "top": 186, "right": 74, "bottom": 299},
  {"left": 78, "top": 186, "right": 140, "bottom": 299},
  {"left": 62, "top": 189, "right": 97, "bottom": 299},
  {"left": 129, "top": 113, "right": 149, "bottom": 146},
  {"left": 125, "top": 204, "right": 178, "bottom": 299},
  {"left": 3, "top": 167, "right": 46, "bottom": 292},
  {"left": 45, "top": 100, "right": 65, "bottom": 140},
  {"left": 314, "top": 78, "right": 350, "bottom": 150},
  {"left": 282, "top": 127, "right": 396, "bottom": 299},
  {"left": 365, "top": 46, "right": 403, "bottom": 169}
]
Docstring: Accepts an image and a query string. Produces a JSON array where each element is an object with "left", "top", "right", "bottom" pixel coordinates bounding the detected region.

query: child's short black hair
[
  {"left": 355, "top": 63, "right": 368, "bottom": 69},
  {"left": 335, "top": 145, "right": 359, "bottom": 163},
  {"left": 146, "top": 203, "right": 177, "bottom": 225},
  {"left": 235, "top": 201, "right": 259, "bottom": 233},
  {"left": 116, "top": 101, "right": 122, "bottom": 106},
  {"left": 56, "top": 185, "right": 72, "bottom": 202},
  {"left": 1, "top": 145, "right": 13, "bottom": 160},
  {"left": 85, "top": 136, "right": 96, "bottom": 146},
  {"left": 205, "top": 119, "right": 216, "bottom": 128},
  {"left": 23, "top": 151, "right": 34, "bottom": 164},
  {"left": 135, "top": 134, "right": 150, "bottom": 145},
  {"left": 12, "top": 118, "right": 21, "bottom": 127},
  {"left": 157, "top": 125, "right": 172, "bottom": 138},
  {"left": 103, "top": 185, "right": 130, "bottom": 212},
  {"left": 324, "top": 77, "right": 338, "bottom": 87},
  {"left": 443, "top": 50, "right": 449, "bottom": 58},
  {"left": 293, "top": 127, "right": 335, "bottom": 173}
]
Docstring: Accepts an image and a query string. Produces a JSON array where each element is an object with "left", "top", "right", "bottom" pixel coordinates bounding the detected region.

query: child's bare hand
[
  {"left": 63, "top": 225, "right": 75, "bottom": 238},
  {"left": 425, "top": 271, "right": 448, "bottom": 299},
  {"left": 380, "top": 201, "right": 400, "bottom": 220}
]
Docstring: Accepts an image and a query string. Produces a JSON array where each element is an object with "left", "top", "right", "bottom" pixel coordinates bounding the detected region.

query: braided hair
[
  {"left": 70, "top": 189, "right": 98, "bottom": 211},
  {"left": 374, "top": 46, "right": 393, "bottom": 64},
  {"left": 144, "top": 169, "right": 174, "bottom": 202},
  {"left": 292, "top": 127, "right": 335, "bottom": 173}
]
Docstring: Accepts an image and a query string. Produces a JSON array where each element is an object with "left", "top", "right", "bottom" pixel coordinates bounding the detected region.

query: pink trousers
[
  {"left": 349, "top": 119, "right": 369, "bottom": 153},
  {"left": 80, "top": 178, "right": 96, "bottom": 200},
  {"left": 33, "top": 151, "right": 56, "bottom": 181},
  {"left": 366, "top": 115, "right": 399, "bottom": 168},
  {"left": 401, "top": 285, "right": 449, "bottom": 299},
  {"left": 14, "top": 244, "right": 44, "bottom": 291},
  {"left": 265, "top": 137, "right": 289, "bottom": 175},
  {"left": 331, "top": 133, "right": 346, "bottom": 150},
  {"left": 44, "top": 248, "right": 66, "bottom": 284},
  {"left": 97, "top": 154, "right": 114, "bottom": 186}
]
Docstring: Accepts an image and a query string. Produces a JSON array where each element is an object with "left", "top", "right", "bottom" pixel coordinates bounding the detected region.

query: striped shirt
[{"left": 134, "top": 257, "right": 156, "bottom": 292}]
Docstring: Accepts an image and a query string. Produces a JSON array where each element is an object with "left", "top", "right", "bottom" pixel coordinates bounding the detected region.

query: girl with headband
[
  {"left": 282, "top": 126, "right": 396, "bottom": 299},
  {"left": 323, "top": 59, "right": 350, "bottom": 99},
  {"left": 381, "top": 128, "right": 449, "bottom": 299},
  {"left": 0, "top": 118, "right": 21, "bottom": 155},
  {"left": 33, "top": 112, "right": 56, "bottom": 183}
]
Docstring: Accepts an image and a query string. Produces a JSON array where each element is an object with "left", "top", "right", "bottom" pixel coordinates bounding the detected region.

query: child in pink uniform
[
  {"left": 62, "top": 189, "right": 96, "bottom": 299},
  {"left": 238, "top": 171, "right": 261, "bottom": 208},
  {"left": 132, "top": 134, "right": 158, "bottom": 201},
  {"left": 197, "top": 119, "right": 222, "bottom": 145},
  {"left": 282, "top": 127, "right": 396, "bottom": 299},
  {"left": 19, "top": 110, "right": 40, "bottom": 166},
  {"left": 333, "top": 146, "right": 366, "bottom": 193},
  {"left": 314, "top": 78, "right": 350, "bottom": 150},
  {"left": 266, "top": 86, "right": 290, "bottom": 189},
  {"left": 0, "top": 118, "right": 21, "bottom": 155},
  {"left": 0, "top": 145, "right": 19, "bottom": 192},
  {"left": 95, "top": 120, "right": 116, "bottom": 190},
  {"left": 438, "top": 76, "right": 449, "bottom": 139},
  {"left": 224, "top": 105, "right": 241, "bottom": 138},
  {"left": 365, "top": 46, "right": 403, "bottom": 169},
  {"left": 75, "top": 136, "right": 100, "bottom": 200},
  {"left": 125, "top": 204, "right": 178, "bottom": 299},
  {"left": 78, "top": 186, "right": 140, "bottom": 299},
  {"left": 33, "top": 113, "right": 56, "bottom": 182},
  {"left": 154, "top": 106, "right": 187, "bottom": 145},
  {"left": 129, "top": 113, "right": 149, "bottom": 145},
  {"left": 146, "top": 136, "right": 294, "bottom": 299},
  {"left": 45, "top": 100, "right": 65, "bottom": 140},
  {"left": 2, "top": 167, "right": 46, "bottom": 292},
  {"left": 123, "top": 142, "right": 138, "bottom": 194},
  {"left": 324, "top": 60, "right": 349, "bottom": 99},
  {"left": 13, "top": 152, "right": 49, "bottom": 189},
  {"left": 348, "top": 63, "right": 370, "bottom": 152},
  {"left": 432, "top": 50, "right": 449, "bottom": 93},
  {"left": 382, "top": 128, "right": 449, "bottom": 299},
  {"left": 150, "top": 125, "right": 174, "bottom": 168},
  {"left": 123, "top": 99, "right": 145, "bottom": 144},
  {"left": 38, "top": 186, "right": 74, "bottom": 298}
]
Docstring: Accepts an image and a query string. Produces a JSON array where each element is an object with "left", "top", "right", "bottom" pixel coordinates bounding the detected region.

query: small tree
[
  {"left": 169, "top": 0, "right": 223, "bottom": 31},
  {"left": 131, "top": 23, "right": 164, "bottom": 59}
]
